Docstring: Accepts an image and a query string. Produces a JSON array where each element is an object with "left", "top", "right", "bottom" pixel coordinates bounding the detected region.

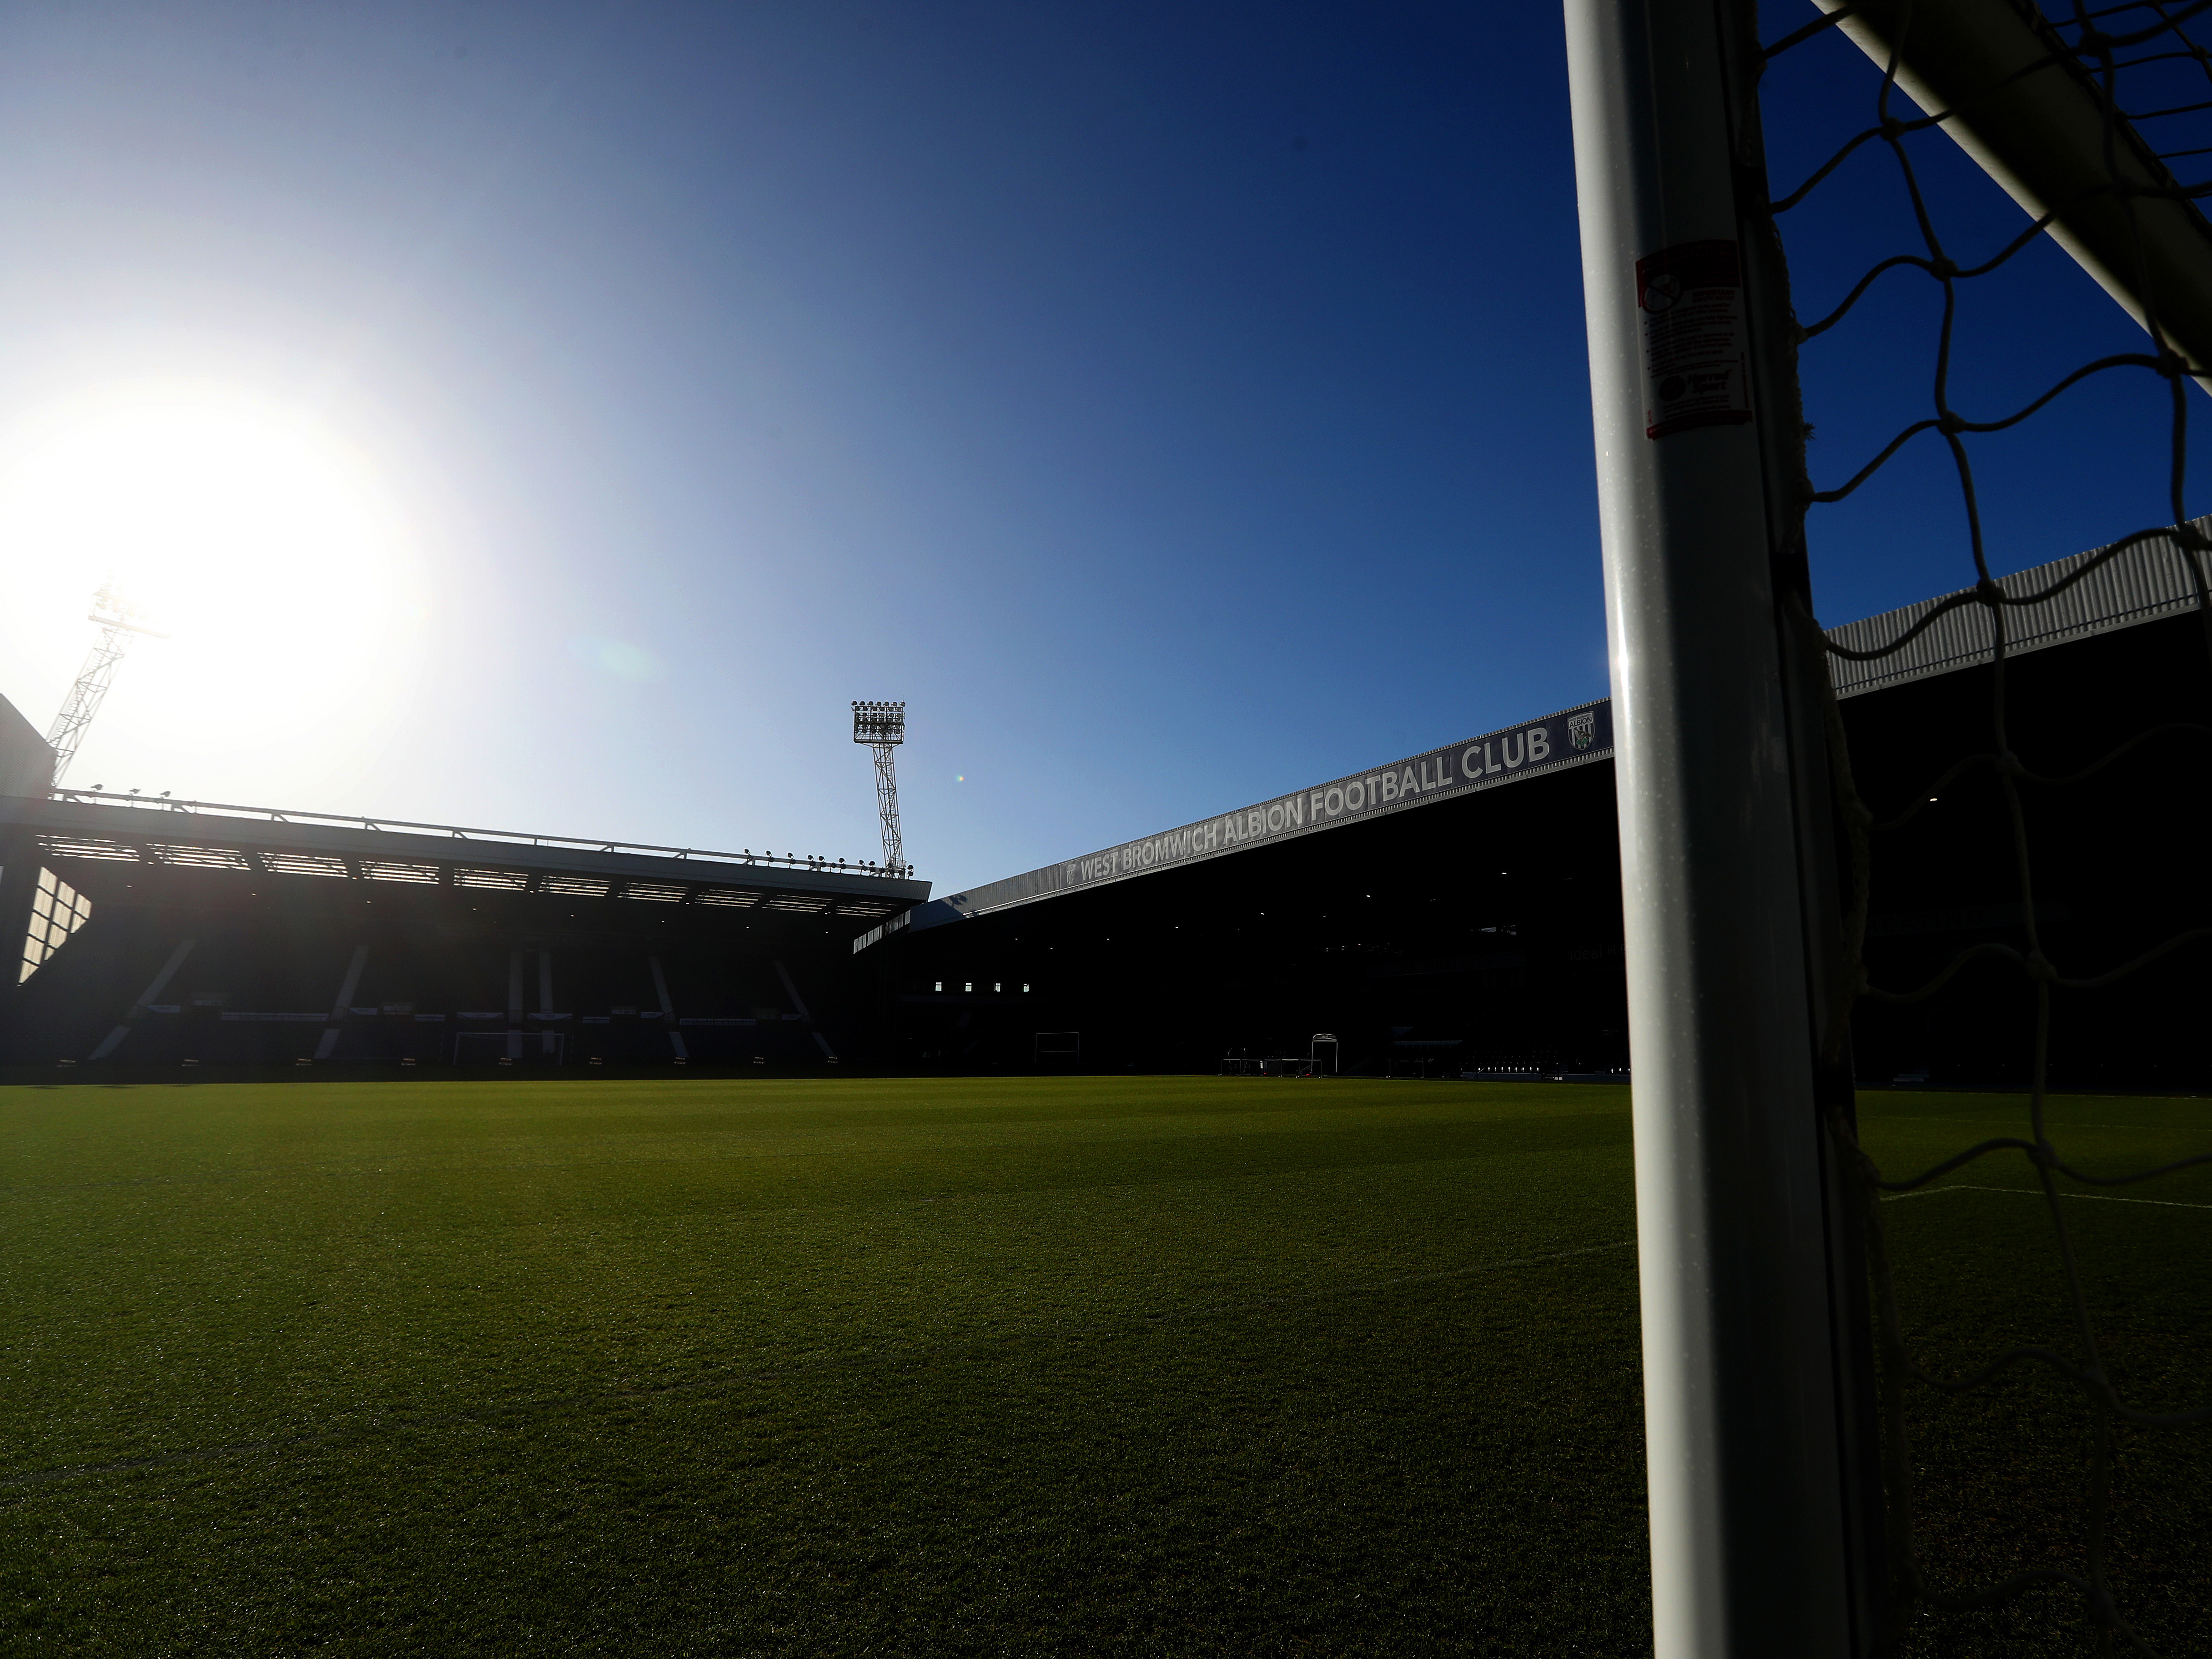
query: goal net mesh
[{"left": 1752, "top": 1, "right": 2212, "bottom": 1649}]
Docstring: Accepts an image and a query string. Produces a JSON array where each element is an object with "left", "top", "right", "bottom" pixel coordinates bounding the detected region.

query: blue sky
[{"left": 0, "top": 2, "right": 2200, "bottom": 892}]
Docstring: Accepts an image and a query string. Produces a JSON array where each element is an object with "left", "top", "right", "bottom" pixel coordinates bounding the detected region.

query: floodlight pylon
[
  {"left": 45, "top": 583, "right": 167, "bottom": 786},
  {"left": 851, "top": 700, "right": 907, "bottom": 876}
]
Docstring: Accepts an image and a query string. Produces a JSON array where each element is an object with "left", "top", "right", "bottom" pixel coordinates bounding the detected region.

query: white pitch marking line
[
  {"left": 1887, "top": 1184, "right": 2212, "bottom": 1211},
  {"left": 1880, "top": 1114, "right": 2194, "bottom": 1133}
]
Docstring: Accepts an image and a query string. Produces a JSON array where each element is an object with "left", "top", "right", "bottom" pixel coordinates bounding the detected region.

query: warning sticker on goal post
[{"left": 1636, "top": 240, "right": 1752, "bottom": 439}]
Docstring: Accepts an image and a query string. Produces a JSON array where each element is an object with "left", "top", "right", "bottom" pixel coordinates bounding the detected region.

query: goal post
[
  {"left": 1570, "top": 0, "right": 2212, "bottom": 1645},
  {"left": 1813, "top": 0, "right": 2212, "bottom": 386},
  {"left": 1563, "top": 0, "right": 1884, "bottom": 1652}
]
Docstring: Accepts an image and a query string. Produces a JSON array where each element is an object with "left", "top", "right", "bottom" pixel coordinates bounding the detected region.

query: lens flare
[{"left": 0, "top": 382, "right": 428, "bottom": 791}]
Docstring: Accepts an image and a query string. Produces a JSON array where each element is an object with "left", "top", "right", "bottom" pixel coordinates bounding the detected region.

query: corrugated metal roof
[{"left": 1825, "top": 517, "right": 2212, "bottom": 696}]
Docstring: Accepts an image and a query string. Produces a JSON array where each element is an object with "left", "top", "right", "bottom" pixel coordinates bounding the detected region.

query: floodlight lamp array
[{"left": 851, "top": 700, "right": 906, "bottom": 745}]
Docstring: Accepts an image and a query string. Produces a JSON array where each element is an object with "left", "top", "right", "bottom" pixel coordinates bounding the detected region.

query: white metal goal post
[{"left": 1565, "top": 0, "right": 2212, "bottom": 1654}]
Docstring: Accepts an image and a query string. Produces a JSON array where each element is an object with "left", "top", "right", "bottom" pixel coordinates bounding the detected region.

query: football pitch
[{"left": 1, "top": 1076, "right": 2205, "bottom": 1655}]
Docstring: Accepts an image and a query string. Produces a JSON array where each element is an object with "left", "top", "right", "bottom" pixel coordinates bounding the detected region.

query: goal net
[{"left": 1566, "top": 1, "right": 2212, "bottom": 1652}]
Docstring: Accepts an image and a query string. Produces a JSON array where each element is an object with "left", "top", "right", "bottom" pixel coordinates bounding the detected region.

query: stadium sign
[
  {"left": 1061, "top": 703, "right": 1611, "bottom": 888},
  {"left": 860, "top": 699, "right": 1614, "bottom": 947}
]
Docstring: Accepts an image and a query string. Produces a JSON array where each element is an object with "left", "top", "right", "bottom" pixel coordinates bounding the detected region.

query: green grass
[
  {"left": 0, "top": 1077, "right": 2203, "bottom": 1655},
  {"left": 1856, "top": 1091, "right": 2212, "bottom": 1655}
]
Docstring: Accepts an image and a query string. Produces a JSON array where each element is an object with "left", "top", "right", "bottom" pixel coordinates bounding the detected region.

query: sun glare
[{"left": 0, "top": 383, "right": 428, "bottom": 791}]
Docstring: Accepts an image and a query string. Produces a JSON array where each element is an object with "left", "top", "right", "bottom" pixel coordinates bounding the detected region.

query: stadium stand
[
  {"left": 862, "top": 528, "right": 2212, "bottom": 1081},
  {"left": 4, "top": 523, "right": 2205, "bottom": 1081},
  {"left": 0, "top": 738, "right": 920, "bottom": 1073}
]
